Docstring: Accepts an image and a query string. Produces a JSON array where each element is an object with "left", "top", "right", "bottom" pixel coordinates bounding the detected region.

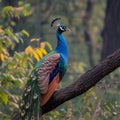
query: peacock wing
[
  {"left": 37, "top": 53, "right": 60, "bottom": 106},
  {"left": 20, "top": 53, "right": 60, "bottom": 120},
  {"left": 37, "top": 53, "right": 60, "bottom": 95}
]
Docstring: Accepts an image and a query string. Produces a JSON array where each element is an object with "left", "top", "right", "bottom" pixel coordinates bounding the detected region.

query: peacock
[{"left": 19, "top": 18, "right": 69, "bottom": 120}]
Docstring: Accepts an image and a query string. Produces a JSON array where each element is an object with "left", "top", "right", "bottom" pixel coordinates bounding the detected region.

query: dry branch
[{"left": 42, "top": 48, "right": 120, "bottom": 114}]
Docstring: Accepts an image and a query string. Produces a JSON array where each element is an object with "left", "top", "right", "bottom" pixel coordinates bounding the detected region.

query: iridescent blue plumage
[
  {"left": 50, "top": 28, "right": 68, "bottom": 83},
  {"left": 19, "top": 19, "right": 69, "bottom": 120}
]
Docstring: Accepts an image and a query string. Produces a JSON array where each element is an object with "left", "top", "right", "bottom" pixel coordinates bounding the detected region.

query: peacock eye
[
  {"left": 25, "top": 116, "right": 29, "bottom": 120},
  {"left": 21, "top": 110, "right": 25, "bottom": 116},
  {"left": 59, "top": 26, "right": 64, "bottom": 31},
  {"left": 20, "top": 100, "right": 25, "bottom": 107},
  {"left": 33, "top": 93, "right": 38, "bottom": 99},
  {"left": 25, "top": 102, "right": 30, "bottom": 109},
  {"left": 31, "top": 116, "right": 35, "bottom": 120},
  {"left": 27, "top": 86, "right": 31, "bottom": 92}
]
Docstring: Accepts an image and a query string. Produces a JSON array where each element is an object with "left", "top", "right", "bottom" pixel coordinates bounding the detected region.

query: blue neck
[{"left": 55, "top": 32, "right": 68, "bottom": 62}]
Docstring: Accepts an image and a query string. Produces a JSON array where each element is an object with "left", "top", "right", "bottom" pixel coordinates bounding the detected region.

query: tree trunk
[
  {"left": 101, "top": 0, "right": 120, "bottom": 60},
  {"left": 83, "top": 0, "right": 95, "bottom": 66}
]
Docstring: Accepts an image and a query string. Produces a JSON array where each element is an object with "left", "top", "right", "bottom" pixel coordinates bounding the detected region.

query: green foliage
[
  {"left": 0, "top": 1, "right": 51, "bottom": 119},
  {"left": 0, "top": 35, "right": 50, "bottom": 119},
  {"left": 2, "top": 3, "right": 31, "bottom": 18}
]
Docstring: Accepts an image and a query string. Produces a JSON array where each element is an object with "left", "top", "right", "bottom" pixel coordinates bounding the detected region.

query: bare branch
[{"left": 42, "top": 48, "right": 120, "bottom": 114}]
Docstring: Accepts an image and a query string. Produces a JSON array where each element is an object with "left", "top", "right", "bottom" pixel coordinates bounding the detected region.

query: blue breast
[
  {"left": 55, "top": 32, "right": 68, "bottom": 63},
  {"left": 49, "top": 32, "right": 68, "bottom": 83}
]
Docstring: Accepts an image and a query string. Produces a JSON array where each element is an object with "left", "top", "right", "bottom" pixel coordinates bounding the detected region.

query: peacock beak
[{"left": 66, "top": 27, "right": 71, "bottom": 31}]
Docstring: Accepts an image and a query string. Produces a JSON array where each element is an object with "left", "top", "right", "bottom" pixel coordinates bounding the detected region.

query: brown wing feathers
[
  {"left": 41, "top": 73, "right": 60, "bottom": 106},
  {"left": 37, "top": 53, "right": 60, "bottom": 97}
]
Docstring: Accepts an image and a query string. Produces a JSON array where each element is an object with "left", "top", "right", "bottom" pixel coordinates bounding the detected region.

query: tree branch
[{"left": 41, "top": 48, "right": 120, "bottom": 114}]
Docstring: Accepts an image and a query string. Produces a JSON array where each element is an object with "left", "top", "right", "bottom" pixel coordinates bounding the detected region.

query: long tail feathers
[{"left": 19, "top": 71, "right": 42, "bottom": 120}]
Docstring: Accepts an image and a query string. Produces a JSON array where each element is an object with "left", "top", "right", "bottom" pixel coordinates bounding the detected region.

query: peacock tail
[
  {"left": 20, "top": 60, "right": 42, "bottom": 120},
  {"left": 19, "top": 51, "right": 59, "bottom": 120}
]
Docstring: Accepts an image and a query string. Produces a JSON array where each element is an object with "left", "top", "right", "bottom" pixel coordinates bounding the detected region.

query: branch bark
[{"left": 41, "top": 48, "right": 120, "bottom": 114}]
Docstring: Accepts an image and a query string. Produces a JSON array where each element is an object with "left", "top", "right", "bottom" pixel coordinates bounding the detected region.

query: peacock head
[
  {"left": 51, "top": 17, "right": 70, "bottom": 33},
  {"left": 57, "top": 24, "right": 70, "bottom": 33}
]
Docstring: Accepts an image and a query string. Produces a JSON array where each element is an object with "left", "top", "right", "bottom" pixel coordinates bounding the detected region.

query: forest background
[{"left": 0, "top": 0, "right": 120, "bottom": 120}]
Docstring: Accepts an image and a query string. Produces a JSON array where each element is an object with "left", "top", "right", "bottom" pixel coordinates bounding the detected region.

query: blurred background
[{"left": 0, "top": 0, "right": 120, "bottom": 120}]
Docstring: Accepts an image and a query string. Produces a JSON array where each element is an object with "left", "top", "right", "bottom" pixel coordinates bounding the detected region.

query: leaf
[
  {"left": 10, "top": 101, "right": 19, "bottom": 108},
  {"left": 2, "top": 6, "right": 14, "bottom": 15},
  {"left": 0, "top": 53, "right": 5, "bottom": 62},
  {"left": 40, "top": 42, "right": 45, "bottom": 48},
  {"left": 13, "top": 35, "right": 19, "bottom": 43},
  {"left": 0, "top": 91, "right": 8, "bottom": 104},
  {"left": 45, "top": 41, "right": 52, "bottom": 50},
  {"left": 2, "top": 48, "right": 9, "bottom": 56},
  {"left": 21, "top": 30, "right": 29, "bottom": 37},
  {"left": 39, "top": 48, "right": 47, "bottom": 55},
  {"left": 25, "top": 46, "right": 33, "bottom": 54},
  {"left": 4, "top": 36, "right": 13, "bottom": 44},
  {"left": 33, "top": 51, "right": 39, "bottom": 61},
  {"left": 30, "top": 38, "right": 40, "bottom": 42},
  {"left": 36, "top": 48, "right": 43, "bottom": 58},
  {"left": 0, "top": 28, "right": 3, "bottom": 33},
  {"left": 15, "top": 33, "right": 24, "bottom": 43}
]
